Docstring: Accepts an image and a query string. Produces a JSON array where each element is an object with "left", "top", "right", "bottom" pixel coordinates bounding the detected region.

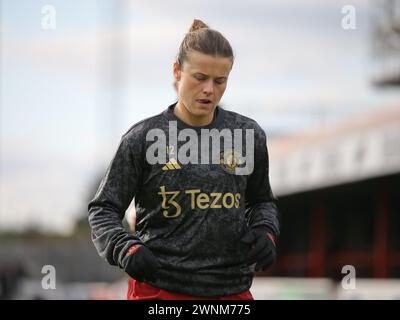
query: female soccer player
[{"left": 88, "top": 19, "right": 279, "bottom": 300}]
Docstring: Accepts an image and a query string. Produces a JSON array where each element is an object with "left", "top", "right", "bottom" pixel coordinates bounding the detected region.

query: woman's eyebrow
[
  {"left": 193, "top": 72, "right": 207, "bottom": 76},
  {"left": 194, "top": 72, "right": 227, "bottom": 79}
]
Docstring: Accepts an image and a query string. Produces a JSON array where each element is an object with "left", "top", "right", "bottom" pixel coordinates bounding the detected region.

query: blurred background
[{"left": 1, "top": 0, "right": 400, "bottom": 299}]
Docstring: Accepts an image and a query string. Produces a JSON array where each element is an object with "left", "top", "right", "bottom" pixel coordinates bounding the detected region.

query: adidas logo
[{"left": 162, "top": 158, "right": 182, "bottom": 171}]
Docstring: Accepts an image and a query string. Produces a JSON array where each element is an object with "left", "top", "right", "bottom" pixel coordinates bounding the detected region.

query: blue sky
[{"left": 1, "top": 0, "right": 400, "bottom": 234}]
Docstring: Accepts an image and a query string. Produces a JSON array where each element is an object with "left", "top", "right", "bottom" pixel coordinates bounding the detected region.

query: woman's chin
[
  {"left": 193, "top": 109, "right": 213, "bottom": 119},
  {"left": 193, "top": 103, "right": 214, "bottom": 113}
]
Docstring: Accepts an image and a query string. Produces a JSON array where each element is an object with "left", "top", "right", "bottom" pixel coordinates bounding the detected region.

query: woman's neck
[{"left": 173, "top": 101, "right": 215, "bottom": 127}]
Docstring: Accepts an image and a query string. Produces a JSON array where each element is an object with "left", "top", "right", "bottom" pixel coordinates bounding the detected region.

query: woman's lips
[{"left": 196, "top": 99, "right": 212, "bottom": 104}]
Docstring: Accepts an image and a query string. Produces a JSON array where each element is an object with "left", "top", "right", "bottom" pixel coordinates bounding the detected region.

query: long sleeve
[
  {"left": 244, "top": 127, "right": 280, "bottom": 237},
  {"left": 88, "top": 133, "right": 144, "bottom": 268}
]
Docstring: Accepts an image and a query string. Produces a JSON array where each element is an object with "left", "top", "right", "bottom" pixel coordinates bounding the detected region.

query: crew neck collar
[{"left": 162, "top": 101, "right": 224, "bottom": 131}]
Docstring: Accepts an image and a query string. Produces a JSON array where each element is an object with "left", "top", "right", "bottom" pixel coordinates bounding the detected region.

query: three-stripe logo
[{"left": 162, "top": 158, "right": 181, "bottom": 171}]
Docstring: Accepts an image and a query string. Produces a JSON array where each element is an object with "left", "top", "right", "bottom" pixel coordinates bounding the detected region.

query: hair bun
[{"left": 189, "top": 19, "right": 209, "bottom": 32}]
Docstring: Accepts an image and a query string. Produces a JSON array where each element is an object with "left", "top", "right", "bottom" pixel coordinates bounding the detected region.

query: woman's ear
[{"left": 173, "top": 62, "right": 181, "bottom": 81}]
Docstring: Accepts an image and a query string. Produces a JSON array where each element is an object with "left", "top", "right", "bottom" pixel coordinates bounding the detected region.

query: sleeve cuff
[{"left": 126, "top": 244, "right": 141, "bottom": 256}]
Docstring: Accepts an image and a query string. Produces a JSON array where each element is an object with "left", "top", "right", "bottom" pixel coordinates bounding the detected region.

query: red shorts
[{"left": 127, "top": 278, "right": 254, "bottom": 300}]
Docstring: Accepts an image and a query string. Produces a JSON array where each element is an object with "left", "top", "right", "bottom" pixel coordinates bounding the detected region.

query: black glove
[
  {"left": 240, "top": 226, "right": 277, "bottom": 272},
  {"left": 122, "top": 244, "right": 162, "bottom": 282}
]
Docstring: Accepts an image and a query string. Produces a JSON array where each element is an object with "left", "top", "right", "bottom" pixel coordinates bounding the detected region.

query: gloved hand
[
  {"left": 240, "top": 226, "right": 277, "bottom": 272},
  {"left": 122, "top": 244, "right": 162, "bottom": 282}
]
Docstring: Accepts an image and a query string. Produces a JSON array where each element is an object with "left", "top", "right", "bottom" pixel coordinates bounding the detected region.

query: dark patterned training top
[{"left": 88, "top": 101, "right": 280, "bottom": 297}]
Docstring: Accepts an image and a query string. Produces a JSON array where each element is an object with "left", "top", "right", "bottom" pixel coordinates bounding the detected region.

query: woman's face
[{"left": 173, "top": 50, "right": 232, "bottom": 121}]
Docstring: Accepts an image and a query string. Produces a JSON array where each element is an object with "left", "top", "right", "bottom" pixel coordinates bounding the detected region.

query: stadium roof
[{"left": 268, "top": 106, "right": 400, "bottom": 196}]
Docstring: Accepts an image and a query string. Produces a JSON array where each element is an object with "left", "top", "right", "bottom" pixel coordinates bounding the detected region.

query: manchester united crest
[{"left": 220, "top": 149, "right": 245, "bottom": 173}]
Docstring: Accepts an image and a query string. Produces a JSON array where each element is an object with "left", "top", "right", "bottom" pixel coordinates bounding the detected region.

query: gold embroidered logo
[
  {"left": 158, "top": 186, "right": 181, "bottom": 218},
  {"left": 158, "top": 186, "right": 241, "bottom": 219},
  {"left": 162, "top": 158, "right": 182, "bottom": 171},
  {"left": 220, "top": 149, "right": 242, "bottom": 173}
]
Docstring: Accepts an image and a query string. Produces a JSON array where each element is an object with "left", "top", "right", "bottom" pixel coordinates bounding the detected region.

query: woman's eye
[
  {"left": 194, "top": 74, "right": 206, "bottom": 81},
  {"left": 215, "top": 79, "right": 226, "bottom": 84}
]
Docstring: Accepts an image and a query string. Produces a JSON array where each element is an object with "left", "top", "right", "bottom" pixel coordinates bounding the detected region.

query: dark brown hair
[{"left": 176, "top": 19, "right": 234, "bottom": 69}]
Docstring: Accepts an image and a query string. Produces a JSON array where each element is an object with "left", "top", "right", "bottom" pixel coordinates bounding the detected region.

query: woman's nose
[{"left": 202, "top": 80, "right": 214, "bottom": 95}]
